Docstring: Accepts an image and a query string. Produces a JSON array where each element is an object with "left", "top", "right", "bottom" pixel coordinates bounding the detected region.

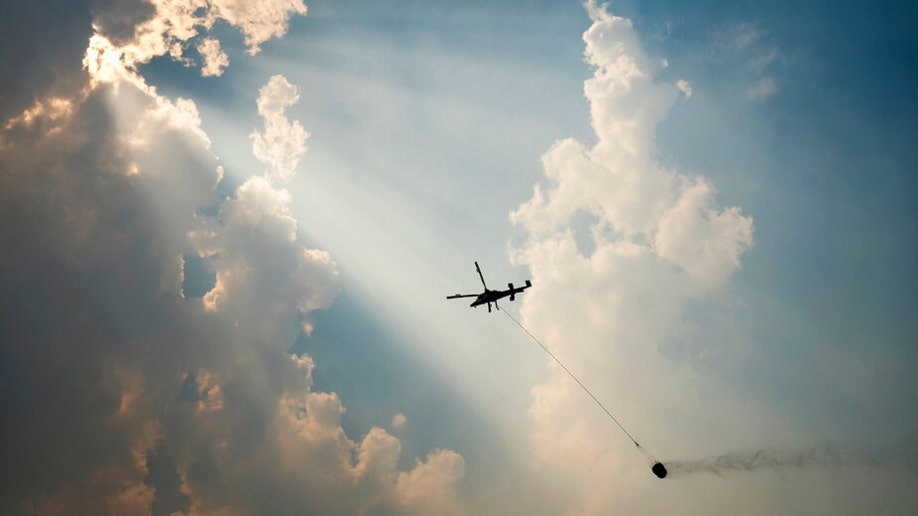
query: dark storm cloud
[
  {"left": 0, "top": 5, "right": 466, "bottom": 510},
  {"left": 0, "top": 78, "right": 223, "bottom": 512},
  {"left": 0, "top": 0, "right": 93, "bottom": 120},
  {"left": 0, "top": 74, "right": 339, "bottom": 511},
  {"left": 0, "top": 0, "right": 157, "bottom": 121}
]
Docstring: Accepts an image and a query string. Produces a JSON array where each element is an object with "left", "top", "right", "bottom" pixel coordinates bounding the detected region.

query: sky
[{"left": 0, "top": 0, "right": 915, "bottom": 514}]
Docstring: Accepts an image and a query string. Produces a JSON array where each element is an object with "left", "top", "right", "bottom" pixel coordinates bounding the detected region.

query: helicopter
[{"left": 446, "top": 262, "right": 532, "bottom": 313}]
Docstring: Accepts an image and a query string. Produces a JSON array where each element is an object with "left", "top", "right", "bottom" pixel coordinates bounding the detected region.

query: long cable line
[{"left": 502, "top": 308, "right": 641, "bottom": 447}]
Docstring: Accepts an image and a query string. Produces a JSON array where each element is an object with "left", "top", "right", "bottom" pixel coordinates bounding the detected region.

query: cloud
[
  {"left": 513, "top": 5, "right": 753, "bottom": 289},
  {"left": 0, "top": 77, "right": 204, "bottom": 512},
  {"left": 0, "top": 0, "right": 94, "bottom": 120},
  {"left": 730, "top": 23, "right": 762, "bottom": 51},
  {"left": 209, "top": 0, "right": 308, "bottom": 55},
  {"left": 655, "top": 179, "right": 754, "bottom": 284},
  {"left": 511, "top": 2, "right": 756, "bottom": 512},
  {"left": 746, "top": 76, "right": 777, "bottom": 100},
  {"left": 0, "top": 11, "right": 463, "bottom": 515},
  {"left": 251, "top": 75, "right": 310, "bottom": 185},
  {"left": 394, "top": 450, "right": 466, "bottom": 516},
  {"left": 714, "top": 22, "right": 784, "bottom": 101},
  {"left": 87, "top": 0, "right": 307, "bottom": 77},
  {"left": 197, "top": 38, "right": 229, "bottom": 77}
]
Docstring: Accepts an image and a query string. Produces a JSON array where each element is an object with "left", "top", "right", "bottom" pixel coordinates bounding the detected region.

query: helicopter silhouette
[{"left": 446, "top": 262, "right": 532, "bottom": 313}]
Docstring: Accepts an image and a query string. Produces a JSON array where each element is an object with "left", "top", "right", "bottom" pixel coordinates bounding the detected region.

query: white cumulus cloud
[
  {"left": 251, "top": 75, "right": 310, "bottom": 185},
  {"left": 511, "top": 2, "right": 756, "bottom": 513},
  {"left": 197, "top": 37, "right": 229, "bottom": 77}
]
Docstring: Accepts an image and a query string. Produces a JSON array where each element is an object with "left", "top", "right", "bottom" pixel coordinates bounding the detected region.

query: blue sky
[{"left": 1, "top": 0, "right": 915, "bottom": 514}]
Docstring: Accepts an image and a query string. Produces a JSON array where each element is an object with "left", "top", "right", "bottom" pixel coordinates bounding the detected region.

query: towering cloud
[{"left": 512, "top": 2, "right": 754, "bottom": 512}]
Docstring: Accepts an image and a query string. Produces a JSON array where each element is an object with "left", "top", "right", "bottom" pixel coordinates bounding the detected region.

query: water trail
[{"left": 665, "top": 442, "right": 918, "bottom": 478}]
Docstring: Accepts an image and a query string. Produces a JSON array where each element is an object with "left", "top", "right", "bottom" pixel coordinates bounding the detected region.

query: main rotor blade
[
  {"left": 446, "top": 293, "right": 478, "bottom": 299},
  {"left": 475, "top": 261, "right": 488, "bottom": 289}
]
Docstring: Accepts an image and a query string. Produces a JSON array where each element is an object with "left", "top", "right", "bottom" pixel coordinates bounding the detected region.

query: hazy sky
[{"left": 1, "top": 0, "right": 915, "bottom": 514}]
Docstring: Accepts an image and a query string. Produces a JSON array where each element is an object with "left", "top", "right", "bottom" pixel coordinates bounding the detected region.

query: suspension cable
[{"left": 502, "top": 309, "right": 640, "bottom": 447}]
